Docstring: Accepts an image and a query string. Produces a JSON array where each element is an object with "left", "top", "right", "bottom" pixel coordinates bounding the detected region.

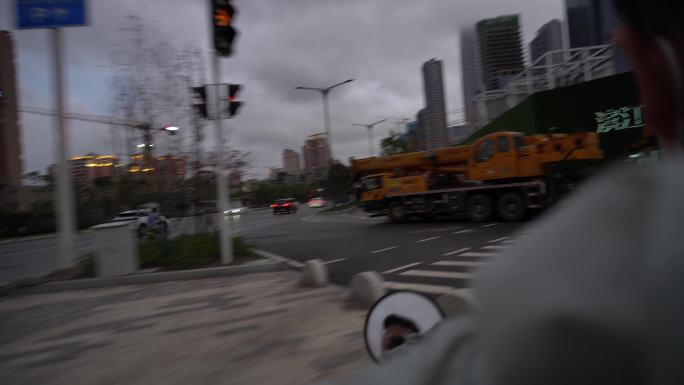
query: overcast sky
[{"left": 4, "top": 0, "right": 564, "bottom": 178}]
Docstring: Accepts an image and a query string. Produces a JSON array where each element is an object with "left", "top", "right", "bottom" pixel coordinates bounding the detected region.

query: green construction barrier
[{"left": 465, "top": 72, "right": 651, "bottom": 160}]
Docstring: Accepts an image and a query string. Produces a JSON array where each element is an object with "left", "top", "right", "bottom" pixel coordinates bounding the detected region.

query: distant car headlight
[{"left": 225, "top": 208, "right": 243, "bottom": 214}]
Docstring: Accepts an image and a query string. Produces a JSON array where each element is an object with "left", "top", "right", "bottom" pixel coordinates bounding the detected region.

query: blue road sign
[{"left": 16, "top": 0, "right": 87, "bottom": 29}]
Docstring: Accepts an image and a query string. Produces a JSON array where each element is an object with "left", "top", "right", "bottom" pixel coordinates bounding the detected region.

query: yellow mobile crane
[{"left": 350, "top": 131, "right": 603, "bottom": 222}]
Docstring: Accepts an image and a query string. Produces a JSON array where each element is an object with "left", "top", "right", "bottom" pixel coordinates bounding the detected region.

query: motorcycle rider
[{"left": 342, "top": 0, "right": 684, "bottom": 384}]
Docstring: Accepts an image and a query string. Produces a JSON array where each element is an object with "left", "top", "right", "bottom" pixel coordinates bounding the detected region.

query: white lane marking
[
  {"left": 416, "top": 237, "right": 439, "bottom": 243},
  {"left": 482, "top": 245, "right": 508, "bottom": 250},
  {"left": 482, "top": 223, "right": 499, "bottom": 228},
  {"left": 382, "top": 262, "right": 422, "bottom": 275},
  {"left": 432, "top": 260, "right": 482, "bottom": 267},
  {"left": 488, "top": 236, "right": 510, "bottom": 243},
  {"left": 400, "top": 270, "right": 472, "bottom": 280},
  {"left": 324, "top": 258, "right": 346, "bottom": 264},
  {"left": 460, "top": 252, "right": 497, "bottom": 258},
  {"left": 370, "top": 246, "right": 399, "bottom": 254},
  {"left": 442, "top": 247, "right": 472, "bottom": 256},
  {"left": 453, "top": 229, "right": 473, "bottom": 234},
  {"left": 384, "top": 282, "right": 473, "bottom": 297}
]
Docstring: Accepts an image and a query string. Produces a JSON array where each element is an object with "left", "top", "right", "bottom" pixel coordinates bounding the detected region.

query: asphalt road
[
  {"left": 1, "top": 207, "right": 531, "bottom": 297},
  {"left": 240, "top": 205, "right": 529, "bottom": 296},
  {"left": 0, "top": 233, "right": 98, "bottom": 283}
]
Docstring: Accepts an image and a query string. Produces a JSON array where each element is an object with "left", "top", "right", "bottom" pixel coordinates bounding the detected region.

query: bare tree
[{"left": 110, "top": 15, "right": 195, "bottom": 162}]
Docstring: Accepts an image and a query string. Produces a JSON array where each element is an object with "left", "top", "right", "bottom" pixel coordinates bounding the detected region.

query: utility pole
[
  {"left": 213, "top": 54, "right": 233, "bottom": 265},
  {"left": 210, "top": 0, "right": 238, "bottom": 264},
  {"left": 52, "top": 28, "right": 77, "bottom": 269}
]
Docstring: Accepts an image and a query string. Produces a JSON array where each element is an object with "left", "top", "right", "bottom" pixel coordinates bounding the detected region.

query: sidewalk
[{"left": 0, "top": 271, "right": 370, "bottom": 385}]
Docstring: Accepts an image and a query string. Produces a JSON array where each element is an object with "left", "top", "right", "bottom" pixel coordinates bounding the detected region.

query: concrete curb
[
  {"left": 2, "top": 261, "right": 286, "bottom": 296},
  {"left": 254, "top": 249, "right": 305, "bottom": 270}
]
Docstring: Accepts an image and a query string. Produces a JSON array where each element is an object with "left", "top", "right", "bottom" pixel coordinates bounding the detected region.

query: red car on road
[{"left": 272, "top": 198, "right": 298, "bottom": 215}]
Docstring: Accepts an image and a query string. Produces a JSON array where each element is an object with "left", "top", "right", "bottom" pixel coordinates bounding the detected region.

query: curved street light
[
  {"left": 351, "top": 119, "right": 387, "bottom": 157},
  {"left": 295, "top": 79, "right": 355, "bottom": 163}
]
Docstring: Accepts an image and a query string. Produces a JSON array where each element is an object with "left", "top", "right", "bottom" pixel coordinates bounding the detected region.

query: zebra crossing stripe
[
  {"left": 382, "top": 262, "right": 422, "bottom": 275},
  {"left": 488, "top": 236, "right": 510, "bottom": 243},
  {"left": 400, "top": 270, "right": 472, "bottom": 280},
  {"left": 432, "top": 260, "right": 482, "bottom": 268},
  {"left": 460, "top": 252, "right": 497, "bottom": 258},
  {"left": 384, "top": 282, "right": 465, "bottom": 296},
  {"left": 442, "top": 247, "right": 471, "bottom": 256},
  {"left": 482, "top": 245, "right": 507, "bottom": 250}
]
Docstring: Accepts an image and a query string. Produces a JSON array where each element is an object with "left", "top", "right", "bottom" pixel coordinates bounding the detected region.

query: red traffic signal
[
  {"left": 212, "top": 0, "right": 238, "bottom": 57},
  {"left": 227, "top": 84, "right": 242, "bottom": 117}
]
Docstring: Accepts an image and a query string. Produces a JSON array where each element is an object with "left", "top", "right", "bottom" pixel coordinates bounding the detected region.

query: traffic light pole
[
  {"left": 213, "top": 54, "right": 233, "bottom": 265},
  {"left": 52, "top": 28, "right": 77, "bottom": 269}
]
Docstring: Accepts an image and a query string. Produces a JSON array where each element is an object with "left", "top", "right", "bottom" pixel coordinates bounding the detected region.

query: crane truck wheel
[
  {"left": 389, "top": 202, "right": 408, "bottom": 223},
  {"left": 497, "top": 192, "right": 526, "bottom": 222},
  {"left": 467, "top": 194, "right": 493, "bottom": 222}
]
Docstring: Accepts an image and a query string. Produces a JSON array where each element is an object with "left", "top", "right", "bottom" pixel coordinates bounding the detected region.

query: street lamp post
[
  {"left": 295, "top": 79, "right": 354, "bottom": 164},
  {"left": 351, "top": 119, "right": 387, "bottom": 157}
]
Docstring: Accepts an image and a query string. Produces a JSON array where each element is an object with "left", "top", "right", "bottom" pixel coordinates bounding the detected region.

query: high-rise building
[
  {"left": 70, "top": 154, "right": 119, "bottom": 192},
  {"left": 476, "top": 15, "right": 525, "bottom": 91},
  {"left": 566, "top": 0, "right": 593, "bottom": 48},
  {"left": 302, "top": 133, "right": 329, "bottom": 174},
  {"left": 0, "top": 31, "right": 23, "bottom": 212},
  {"left": 156, "top": 155, "right": 186, "bottom": 192},
  {"left": 530, "top": 19, "right": 564, "bottom": 63},
  {"left": 128, "top": 153, "right": 185, "bottom": 191},
  {"left": 460, "top": 29, "right": 482, "bottom": 126},
  {"left": 565, "top": 0, "right": 629, "bottom": 72},
  {"left": 421, "top": 59, "right": 449, "bottom": 150},
  {"left": 403, "top": 121, "right": 419, "bottom": 152},
  {"left": 565, "top": 0, "right": 618, "bottom": 48},
  {"left": 282, "top": 149, "right": 301, "bottom": 175}
]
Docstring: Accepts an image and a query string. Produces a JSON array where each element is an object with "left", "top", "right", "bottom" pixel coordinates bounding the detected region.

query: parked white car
[{"left": 111, "top": 209, "right": 168, "bottom": 236}]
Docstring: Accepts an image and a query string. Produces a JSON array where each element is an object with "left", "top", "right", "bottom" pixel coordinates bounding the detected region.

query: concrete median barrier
[
  {"left": 301, "top": 259, "right": 328, "bottom": 287},
  {"left": 350, "top": 271, "right": 385, "bottom": 307}
]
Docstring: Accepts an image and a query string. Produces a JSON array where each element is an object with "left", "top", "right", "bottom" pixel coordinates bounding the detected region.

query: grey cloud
[{"left": 13, "top": 0, "right": 563, "bottom": 177}]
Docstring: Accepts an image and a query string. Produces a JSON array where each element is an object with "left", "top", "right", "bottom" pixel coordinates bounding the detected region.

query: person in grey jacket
[{"left": 343, "top": 0, "right": 684, "bottom": 384}]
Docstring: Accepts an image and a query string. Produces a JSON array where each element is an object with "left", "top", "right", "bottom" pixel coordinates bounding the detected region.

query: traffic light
[
  {"left": 227, "top": 84, "right": 242, "bottom": 117},
  {"left": 192, "top": 86, "right": 208, "bottom": 118},
  {"left": 212, "top": 0, "right": 238, "bottom": 57}
]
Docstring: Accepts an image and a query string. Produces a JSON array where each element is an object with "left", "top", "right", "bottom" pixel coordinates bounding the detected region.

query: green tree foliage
[{"left": 322, "top": 163, "right": 352, "bottom": 203}]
